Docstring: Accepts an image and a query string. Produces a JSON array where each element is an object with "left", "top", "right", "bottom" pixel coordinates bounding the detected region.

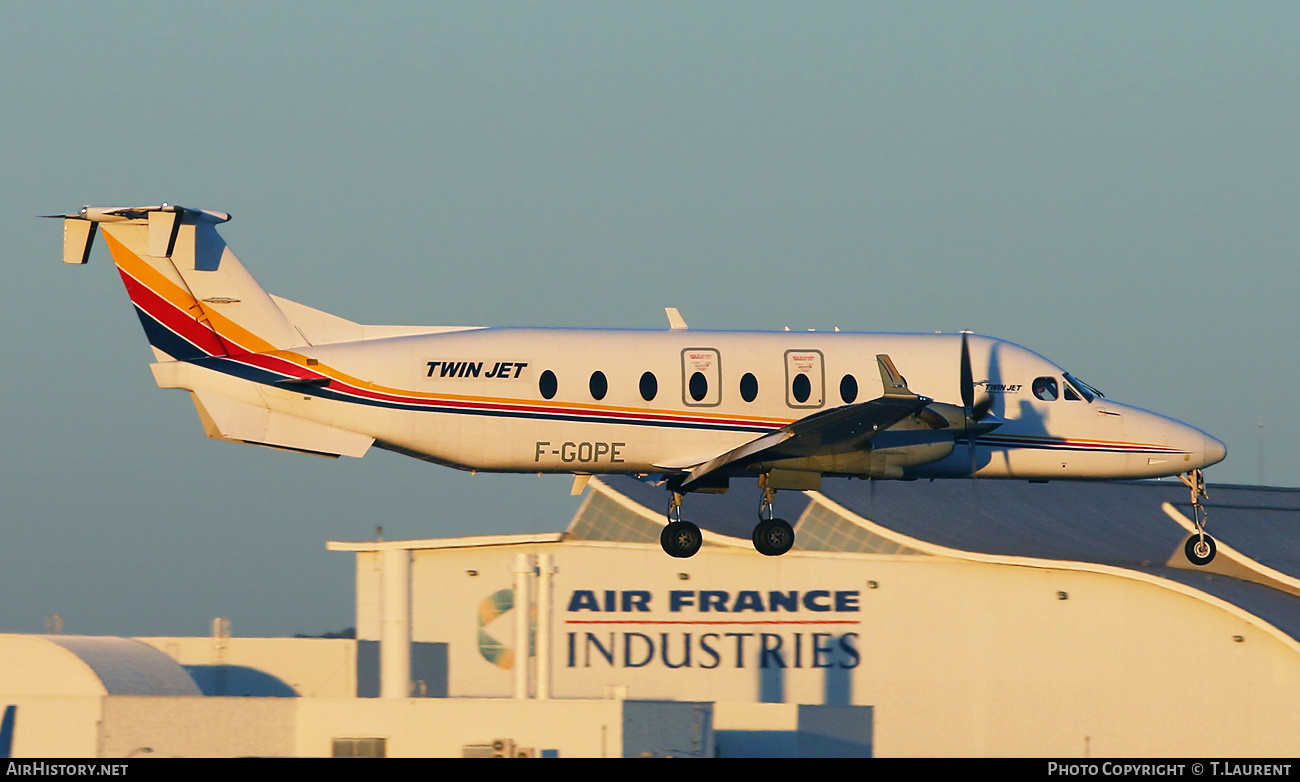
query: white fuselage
[
  {"left": 68, "top": 209, "right": 1223, "bottom": 488},
  {"left": 196, "top": 327, "right": 1221, "bottom": 482}
]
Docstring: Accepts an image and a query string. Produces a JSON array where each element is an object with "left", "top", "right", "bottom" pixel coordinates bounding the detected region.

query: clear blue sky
[{"left": 2, "top": 2, "right": 1296, "bottom": 637}]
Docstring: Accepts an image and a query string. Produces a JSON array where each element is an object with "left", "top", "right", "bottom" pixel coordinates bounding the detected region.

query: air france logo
[
  {"left": 564, "top": 589, "right": 860, "bottom": 670},
  {"left": 477, "top": 589, "right": 527, "bottom": 669}
]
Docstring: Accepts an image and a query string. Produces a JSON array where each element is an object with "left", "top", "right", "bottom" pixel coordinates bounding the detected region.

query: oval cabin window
[
  {"left": 589, "top": 371, "right": 608, "bottom": 401},
  {"left": 539, "top": 370, "right": 558, "bottom": 400},
  {"left": 840, "top": 374, "right": 858, "bottom": 404},
  {"left": 740, "top": 372, "right": 759, "bottom": 403},
  {"left": 639, "top": 371, "right": 658, "bottom": 401},
  {"left": 792, "top": 373, "right": 812, "bottom": 404},
  {"left": 689, "top": 372, "right": 709, "bottom": 403}
]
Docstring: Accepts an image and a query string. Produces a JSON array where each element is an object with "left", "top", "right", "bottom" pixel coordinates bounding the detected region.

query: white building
[{"left": 4, "top": 476, "right": 1300, "bottom": 757}]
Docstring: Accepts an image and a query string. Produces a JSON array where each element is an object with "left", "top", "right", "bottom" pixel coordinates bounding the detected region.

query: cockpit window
[
  {"left": 1032, "top": 376, "right": 1058, "bottom": 401},
  {"left": 1063, "top": 372, "right": 1102, "bottom": 402}
]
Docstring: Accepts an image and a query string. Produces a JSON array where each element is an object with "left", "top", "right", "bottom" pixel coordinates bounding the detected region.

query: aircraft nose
[{"left": 1201, "top": 433, "right": 1227, "bottom": 468}]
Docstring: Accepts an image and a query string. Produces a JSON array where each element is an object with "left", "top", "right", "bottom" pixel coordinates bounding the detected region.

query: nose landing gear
[{"left": 1179, "top": 469, "right": 1216, "bottom": 566}]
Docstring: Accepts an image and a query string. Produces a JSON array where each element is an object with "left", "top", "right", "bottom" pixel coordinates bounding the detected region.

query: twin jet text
[{"left": 425, "top": 360, "right": 529, "bottom": 379}]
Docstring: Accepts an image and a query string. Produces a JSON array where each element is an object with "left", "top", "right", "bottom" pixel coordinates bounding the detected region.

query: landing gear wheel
[
  {"left": 1185, "top": 534, "right": 1217, "bottom": 566},
  {"left": 752, "top": 518, "right": 795, "bottom": 557},
  {"left": 661, "top": 520, "right": 702, "bottom": 558}
]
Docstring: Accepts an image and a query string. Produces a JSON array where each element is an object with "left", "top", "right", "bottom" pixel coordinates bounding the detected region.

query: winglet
[
  {"left": 877, "top": 354, "right": 916, "bottom": 397},
  {"left": 665, "top": 308, "right": 688, "bottom": 330}
]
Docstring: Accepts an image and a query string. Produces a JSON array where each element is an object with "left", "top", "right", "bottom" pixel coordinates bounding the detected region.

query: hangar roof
[
  {"left": 0, "top": 635, "right": 202, "bottom": 698},
  {"left": 590, "top": 476, "right": 1300, "bottom": 643}
]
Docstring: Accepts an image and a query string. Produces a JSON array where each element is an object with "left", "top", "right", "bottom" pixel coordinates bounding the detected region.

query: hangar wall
[{"left": 349, "top": 536, "right": 1300, "bottom": 756}]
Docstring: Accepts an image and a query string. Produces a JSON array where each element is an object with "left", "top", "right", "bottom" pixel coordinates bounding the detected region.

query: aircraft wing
[{"left": 678, "top": 355, "right": 933, "bottom": 490}]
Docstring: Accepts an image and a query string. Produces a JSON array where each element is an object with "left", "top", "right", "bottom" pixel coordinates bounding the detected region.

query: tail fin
[{"left": 50, "top": 205, "right": 302, "bottom": 361}]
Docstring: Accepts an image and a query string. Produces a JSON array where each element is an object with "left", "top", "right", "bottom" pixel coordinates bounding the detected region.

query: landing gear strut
[
  {"left": 660, "top": 492, "right": 702, "bottom": 558},
  {"left": 752, "top": 476, "right": 795, "bottom": 557},
  {"left": 1179, "top": 468, "right": 1216, "bottom": 566}
]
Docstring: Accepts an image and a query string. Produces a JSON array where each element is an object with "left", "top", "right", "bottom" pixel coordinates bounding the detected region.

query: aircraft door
[
  {"left": 681, "top": 348, "right": 722, "bottom": 406},
  {"left": 785, "top": 350, "right": 825, "bottom": 408}
]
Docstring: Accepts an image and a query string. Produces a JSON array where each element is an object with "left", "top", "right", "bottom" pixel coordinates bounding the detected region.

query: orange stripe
[{"left": 102, "top": 229, "right": 281, "bottom": 355}]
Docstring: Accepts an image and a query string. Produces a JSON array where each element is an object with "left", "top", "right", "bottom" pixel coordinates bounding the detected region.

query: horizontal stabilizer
[{"left": 190, "top": 391, "right": 373, "bottom": 458}]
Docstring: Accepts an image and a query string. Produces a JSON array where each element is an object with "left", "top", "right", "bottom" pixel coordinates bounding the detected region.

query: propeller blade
[{"left": 960, "top": 332, "right": 974, "bottom": 413}]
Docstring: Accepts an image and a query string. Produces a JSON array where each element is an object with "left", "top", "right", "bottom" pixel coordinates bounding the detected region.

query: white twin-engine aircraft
[{"left": 51, "top": 205, "right": 1227, "bottom": 562}]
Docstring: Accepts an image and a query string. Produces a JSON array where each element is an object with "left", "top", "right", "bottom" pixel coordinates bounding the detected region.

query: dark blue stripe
[
  {"left": 958, "top": 437, "right": 1181, "bottom": 455},
  {"left": 191, "top": 356, "right": 774, "bottom": 435},
  {"left": 133, "top": 305, "right": 210, "bottom": 361}
]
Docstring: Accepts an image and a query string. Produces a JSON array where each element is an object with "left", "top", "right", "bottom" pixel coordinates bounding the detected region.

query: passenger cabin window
[
  {"left": 784, "top": 350, "right": 825, "bottom": 408},
  {"left": 639, "top": 371, "right": 658, "bottom": 401},
  {"left": 792, "top": 373, "right": 812, "bottom": 403},
  {"left": 689, "top": 372, "right": 709, "bottom": 402},
  {"left": 681, "top": 348, "right": 722, "bottom": 406},
  {"left": 589, "top": 371, "right": 608, "bottom": 401},
  {"left": 840, "top": 374, "right": 858, "bottom": 404},
  {"left": 740, "top": 373, "right": 759, "bottom": 403},
  {"left": 1032, "top": 376, "right": 1058, "bottom": 401},
  {"left": 539, "top": 370, "right": 558, "bottom": 400}
]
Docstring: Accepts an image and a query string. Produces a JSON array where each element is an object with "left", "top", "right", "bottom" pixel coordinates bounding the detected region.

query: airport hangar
[{"left": 4, "top": 476, "right": 1300, "bottom": 757}]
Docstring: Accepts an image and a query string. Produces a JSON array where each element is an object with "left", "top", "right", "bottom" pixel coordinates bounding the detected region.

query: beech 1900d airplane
[{"left": 49, "top": 205, "right": 1227, "bottom": 561}]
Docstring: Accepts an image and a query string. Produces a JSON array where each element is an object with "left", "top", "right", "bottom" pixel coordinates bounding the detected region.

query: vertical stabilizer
[{"left": 52, "top": 206, "right": 303, "bottom": 360}]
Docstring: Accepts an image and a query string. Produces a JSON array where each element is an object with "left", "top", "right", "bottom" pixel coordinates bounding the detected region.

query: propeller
[
  {"left": 959, "top": 331, "right": 999, "bottom": 476},
  {"left": 960, "top": 331, "right": 994, "bottom": 426}
]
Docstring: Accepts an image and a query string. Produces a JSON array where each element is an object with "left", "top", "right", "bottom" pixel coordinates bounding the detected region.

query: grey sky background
[{"left": 2, "top": 3, "right": 1296, "bottom": 637}]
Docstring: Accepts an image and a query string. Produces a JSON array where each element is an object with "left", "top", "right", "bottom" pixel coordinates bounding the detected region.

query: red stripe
[
  {"left": 564, "top": 619, "right": 860, "bottom": 625},
  {"left": 118, "top": 267, "right": 227, "bottom": 357},
  {"left": 226, "top": 351, "right": 786, "bottom": 430}
]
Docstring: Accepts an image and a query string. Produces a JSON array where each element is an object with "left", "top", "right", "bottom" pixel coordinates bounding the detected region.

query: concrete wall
[
  {"left": 293, "top": 698, "right": 711, "bottom": 758},
  {"left": 5, "top": 695, "right": 716, "bottom": 758},
  {"left": 713, "top": 703, "right": 873, "bottom": 757},
  {"left": 5, "top": 698, "right": 102, "bottom": 758},
  {"left": 99, "top": 697, "right": 296, "bottom": 758}
]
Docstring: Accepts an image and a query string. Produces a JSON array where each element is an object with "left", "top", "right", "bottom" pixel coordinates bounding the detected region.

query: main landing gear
[
  {"left": 1180, "top": 468, "right": 1216, "bottom": 566},
  {"left": 657, "top": 476, "right": 798, "bottom": 558},
  {"left": 660, "top": 493, "right": 703, "bottom": 559}
]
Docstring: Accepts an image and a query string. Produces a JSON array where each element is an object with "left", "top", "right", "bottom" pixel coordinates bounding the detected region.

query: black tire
[
  {"left": 752, "top": 518, "right": 795, "bottom": 557},
  {"left": 661, "top": 520, "right": 702, "bottom": 558},
  {"left": 1185, "top": 534, "right": 1217, "bottom": 566}
]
